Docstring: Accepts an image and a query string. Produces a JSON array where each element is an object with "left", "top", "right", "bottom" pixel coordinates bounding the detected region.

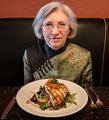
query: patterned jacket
[{"left": 23, "top": 41, "right": 93, "bottom": 88}]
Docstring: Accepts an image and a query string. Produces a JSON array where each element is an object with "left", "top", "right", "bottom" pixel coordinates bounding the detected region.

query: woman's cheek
[{"left": 42, "top": 30, "right": 50, "bottom": 40}]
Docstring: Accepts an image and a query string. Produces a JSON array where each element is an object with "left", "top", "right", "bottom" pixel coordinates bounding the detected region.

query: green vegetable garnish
[
  {"left": 40, "top": 102, "right": 50, "bottom": 110},
  {"left": 51, "top": 79, "right": 58, "bottom": 83},
  {"left": 66, "top": 93, "right": 77, "bottom": 105}
]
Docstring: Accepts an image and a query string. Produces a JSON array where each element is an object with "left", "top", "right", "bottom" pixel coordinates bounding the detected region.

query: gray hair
[{"left": 32, "top": 1, "right": 77, "bottom": 39}]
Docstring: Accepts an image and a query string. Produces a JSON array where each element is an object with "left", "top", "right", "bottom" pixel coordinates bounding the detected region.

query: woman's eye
[
  {"left": 45, "top": 23, "right": 53, "bottom": 27},
  {"left": 59, "top": 23, "right": 67, "bottom": 26},
  {"left": 60, "top": 23, "right": 65, "bottom": 25}
]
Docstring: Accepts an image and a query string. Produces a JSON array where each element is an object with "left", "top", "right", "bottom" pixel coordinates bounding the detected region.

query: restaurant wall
[{"left": 0, "top": 0, "right": 109, "bottom": 18}]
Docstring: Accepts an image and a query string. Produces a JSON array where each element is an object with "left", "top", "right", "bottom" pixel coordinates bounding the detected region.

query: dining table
[{"left": 0, "top": 86, "right": 109, "bottom": 120}]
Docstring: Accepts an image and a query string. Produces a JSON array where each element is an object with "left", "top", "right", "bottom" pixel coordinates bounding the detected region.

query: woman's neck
[{"left": 44, "top": 41, "right": 69, "bottom": 58}]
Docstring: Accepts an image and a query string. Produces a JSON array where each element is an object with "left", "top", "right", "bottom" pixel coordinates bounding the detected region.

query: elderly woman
[
  {"left": 23, "top": 1, "right": 104, "bottom": 108},
  {"left": 23, "top": 1, "right": 92, "bottom": 86}
]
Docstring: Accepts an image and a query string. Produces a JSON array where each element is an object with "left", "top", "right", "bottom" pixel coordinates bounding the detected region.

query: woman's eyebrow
[{"left": 43, "top": 21, "right": 68, "bottom": 24}]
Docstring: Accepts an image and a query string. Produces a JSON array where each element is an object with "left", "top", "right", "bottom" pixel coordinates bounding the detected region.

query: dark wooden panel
[{"left": 0, "top": 18, "right": 36, "bottom": 86}]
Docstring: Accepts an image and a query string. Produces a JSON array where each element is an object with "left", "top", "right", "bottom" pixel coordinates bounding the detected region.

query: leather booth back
[{"left": 0, "top": 18, "right": 108, "bottom": 86}]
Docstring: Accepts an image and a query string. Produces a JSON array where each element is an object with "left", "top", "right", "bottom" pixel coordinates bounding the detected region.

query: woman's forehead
[{"left": 43, "top": 9, "right": 68, "bottom": 23}]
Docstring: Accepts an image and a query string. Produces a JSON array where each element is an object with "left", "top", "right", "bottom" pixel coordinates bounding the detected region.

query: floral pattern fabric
[{"left": 23, "top": 43, "right": 93, "bottom": 87}]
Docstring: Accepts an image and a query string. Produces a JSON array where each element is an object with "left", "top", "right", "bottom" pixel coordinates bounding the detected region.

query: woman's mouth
[{"left": 51, "top": 39, "right": 60, "bottom": 43}]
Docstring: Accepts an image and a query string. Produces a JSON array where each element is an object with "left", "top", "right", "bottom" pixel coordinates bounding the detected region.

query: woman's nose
[{"left": 51, "top": 26, "right": 60, "bottom": 34}]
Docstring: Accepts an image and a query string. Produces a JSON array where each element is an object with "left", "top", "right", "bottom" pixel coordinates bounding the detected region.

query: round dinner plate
[{"left": 16, "top": 79, "right": 88, "bottom": 117}]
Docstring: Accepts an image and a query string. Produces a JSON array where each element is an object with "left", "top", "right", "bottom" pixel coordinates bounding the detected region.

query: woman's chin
[{"left": 51, "top": 45, "right": 62, "bottom": 50}]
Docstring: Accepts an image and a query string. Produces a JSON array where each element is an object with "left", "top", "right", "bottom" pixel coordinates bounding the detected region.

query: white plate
[{"left": 16, "top": 79, "right": 88, "bottom": 117}]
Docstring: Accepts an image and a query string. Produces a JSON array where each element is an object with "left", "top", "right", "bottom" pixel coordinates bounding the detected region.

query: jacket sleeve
[
  {"left": 23, "top": 50, "right": 34, "bottom": 85},
  {"left": 79, "top": 51, "right": 93, "bottom": 88}
]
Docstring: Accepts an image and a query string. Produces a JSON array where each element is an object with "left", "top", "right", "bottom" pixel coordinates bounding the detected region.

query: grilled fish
[{"left": 44, "top": 79, "right": 69, "bottom": 109}]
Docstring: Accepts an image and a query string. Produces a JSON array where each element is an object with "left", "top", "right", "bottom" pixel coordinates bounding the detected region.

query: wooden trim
[{"left": 100, "top": 19, "right": 107, "bottom": 86}]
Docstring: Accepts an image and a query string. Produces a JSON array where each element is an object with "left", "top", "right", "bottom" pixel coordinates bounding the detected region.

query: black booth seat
[{"left": 0, "top": 18, "right": 109, "bottom": 86}]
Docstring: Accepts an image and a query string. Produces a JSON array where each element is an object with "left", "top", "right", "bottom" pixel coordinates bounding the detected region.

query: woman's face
[{"left": 42, "top": 9, "right": 70, "bottom": 50}]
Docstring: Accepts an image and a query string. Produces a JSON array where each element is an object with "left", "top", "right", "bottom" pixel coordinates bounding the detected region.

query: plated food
[
  {"left": 27, "top": 78, "right": 77, "bottom": 110},
  {"left": 16, "top": 79, "right": 88, "bottom": 117}
]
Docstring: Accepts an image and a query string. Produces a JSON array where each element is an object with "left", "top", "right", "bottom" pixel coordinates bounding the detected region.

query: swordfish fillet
[{"left": 44, "top": 79, "right": 69, "bottom": 109}]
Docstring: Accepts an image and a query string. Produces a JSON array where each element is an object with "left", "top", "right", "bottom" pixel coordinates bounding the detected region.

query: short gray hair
[{"left": 32, "top": 1, "right": 77, "bottom": 39}]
